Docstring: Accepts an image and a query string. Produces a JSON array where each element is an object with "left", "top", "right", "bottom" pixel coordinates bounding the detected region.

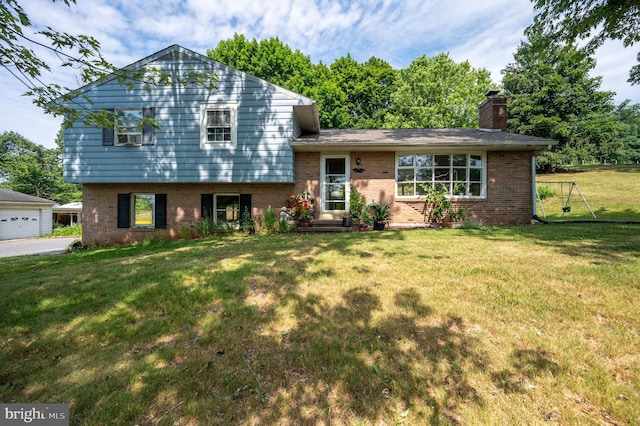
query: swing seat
[{"left": 562, "top": 206, "right": 571, "bottom": 213}]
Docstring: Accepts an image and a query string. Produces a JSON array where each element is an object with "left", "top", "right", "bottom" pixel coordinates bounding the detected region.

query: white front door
[{"left": 321, "top": 155, "right": 350, "bottom": 213}]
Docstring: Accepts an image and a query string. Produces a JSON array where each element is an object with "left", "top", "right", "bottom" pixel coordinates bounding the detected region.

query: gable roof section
[
  {"left": 293, "top": 128, "right": 558, "bottom": 152},
  {"left": 0, "top": 189, "right": 55, "bottom": 205},
  {"left": 68, "top": 44, "right": 320, "bottom": 134}
]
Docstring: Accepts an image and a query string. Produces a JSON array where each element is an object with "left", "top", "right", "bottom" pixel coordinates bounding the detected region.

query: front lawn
[{"left": 1, "top": 225, "right": 639, "bottom": 424}]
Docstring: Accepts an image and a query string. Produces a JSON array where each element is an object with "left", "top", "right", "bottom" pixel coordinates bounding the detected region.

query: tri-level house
[{"left": 63, "top": 45, "right": 557, "bottom": 245}]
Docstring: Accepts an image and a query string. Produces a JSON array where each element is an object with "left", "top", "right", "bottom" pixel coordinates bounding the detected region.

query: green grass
[
  {"left": 1, "top": 226, "right": 639, "bottom": 425},
  {"left": 537, "top": 165, "right": 640, "bottom": 221},
  {"left": 2, "top": 165, "right": 639, "bottom": 425}
]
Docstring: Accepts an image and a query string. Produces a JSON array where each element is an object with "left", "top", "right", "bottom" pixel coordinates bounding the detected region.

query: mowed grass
[
  {"left": 1, "top": 224, "right": 639, "bottom": 425},
  {"left": 537, "top": 165, "right": 640, "bottom": 221}
]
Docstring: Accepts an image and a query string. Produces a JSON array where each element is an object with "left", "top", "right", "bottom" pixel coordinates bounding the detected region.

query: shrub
[{"left": 262, "top": 206, "right": 278, "bottom": 233}]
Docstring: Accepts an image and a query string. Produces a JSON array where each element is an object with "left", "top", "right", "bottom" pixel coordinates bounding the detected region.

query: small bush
[
  {"left": 262, "top": 206, "right": 278, "bottom": 233},
  {"left": 51, "top": 224, "right": 82, "bottom": 237},
  {"left": 537, "top": 185, "right": 557, "bottom": 200}
]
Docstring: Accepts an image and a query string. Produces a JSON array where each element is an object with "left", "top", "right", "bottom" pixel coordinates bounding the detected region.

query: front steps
[{"left": 297, "top": 219, "right": 353, "bottom": 233}]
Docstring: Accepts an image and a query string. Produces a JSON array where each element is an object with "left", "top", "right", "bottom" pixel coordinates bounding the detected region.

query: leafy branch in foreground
[
  {"left": 530, "top": 0, "right": 640, "bottom": 84},
  {"left": 1, "top": 0, "right": 217, "bottom": 129}
]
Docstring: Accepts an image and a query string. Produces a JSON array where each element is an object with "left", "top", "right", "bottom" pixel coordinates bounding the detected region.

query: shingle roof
[
  {"left": 0, "top": 189, "right": 55, "bottom": 204},
  {"left": 292, "top": 128, "right": 557, "bottom": 152}
]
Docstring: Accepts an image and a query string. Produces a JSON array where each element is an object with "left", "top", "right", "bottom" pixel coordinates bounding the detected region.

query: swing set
[{"left": 536, "top": 181, "right": 597, "bottom": 219}]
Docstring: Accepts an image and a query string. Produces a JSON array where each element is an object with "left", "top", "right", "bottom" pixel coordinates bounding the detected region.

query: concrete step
[{"left": 297, "top": 219, "right": 354, "bottom": 233}]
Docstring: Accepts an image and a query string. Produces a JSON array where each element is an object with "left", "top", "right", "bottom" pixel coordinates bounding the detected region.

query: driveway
[{"left": 0, "top": 237, "right": 78, "bottom": 258}]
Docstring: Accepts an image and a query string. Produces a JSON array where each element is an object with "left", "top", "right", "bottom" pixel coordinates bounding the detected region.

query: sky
[{"left": 2, "top": 0, "right": 639, "bottom": 149}]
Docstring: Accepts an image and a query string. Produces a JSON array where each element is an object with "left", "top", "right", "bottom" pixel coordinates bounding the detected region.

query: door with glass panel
[{"left": 321, "top": 155, "right": 350, "bottom": 213}]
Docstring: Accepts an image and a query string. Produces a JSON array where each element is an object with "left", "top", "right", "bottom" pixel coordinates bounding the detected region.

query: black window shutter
[
  {"left": 201, "top": 194, "right": 213, "bottom": 219},
  {"left": 103, "top": 109, "right": 115, "bottom": 146},
  {"left": 239, "top": 194, "right": 252, "bottom": 218},
  {"left": 155, "top": 194, "right": 167, "bottom": 229},
  {"left": 142, "top": 107, "right": 155, "bottom": 146},
  {"left": 117, "top": 193, "right": 130, "bottom": 228}
]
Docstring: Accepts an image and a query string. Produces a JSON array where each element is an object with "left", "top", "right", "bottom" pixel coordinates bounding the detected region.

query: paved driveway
[{"left": 0, "top": 237, "right": 78, "bottom": 258}]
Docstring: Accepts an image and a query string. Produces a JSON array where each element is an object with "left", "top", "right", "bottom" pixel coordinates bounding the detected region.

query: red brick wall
[
  {"left": 82, "top": 150, "right": 535, "bottom": 243},
  {"left": 294, "top": 150, "right": 535, "bottom": 226},
  {"left": 82, "top": 183, "right": 294, "bottom": 245}
]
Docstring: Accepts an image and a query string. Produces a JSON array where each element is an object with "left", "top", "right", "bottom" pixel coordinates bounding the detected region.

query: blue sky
[{"left": 2, "top": 0, "right": 639, "bottom": 148}]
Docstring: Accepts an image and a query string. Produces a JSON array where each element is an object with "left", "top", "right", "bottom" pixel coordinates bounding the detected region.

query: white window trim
[
  {"left": 214, "top": 193, "right": 240, "bottom": 226},
  {"left": 115, "top": 108, "right": 143, "bottom": 146},
  {"left": 395, "top": 152, "right": 487, "bottom": 199},
  {"left": 320, "top": 154, "right": 351, "bottom": 213},
  {"left": 131, "top": 193, "right": 155, "bottom": 228},
  {"left": 200, "top": 103, "right": 238, "bottom": 149}
]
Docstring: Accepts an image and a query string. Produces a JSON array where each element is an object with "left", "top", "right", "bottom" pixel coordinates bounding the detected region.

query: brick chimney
[{"left": 479, "top": 89, "right": 507, "bottom": 131}]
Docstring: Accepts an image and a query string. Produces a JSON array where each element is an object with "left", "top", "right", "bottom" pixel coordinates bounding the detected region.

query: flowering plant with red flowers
[{"left": 286, "top": 191, "right": 314, "bottom": 221}]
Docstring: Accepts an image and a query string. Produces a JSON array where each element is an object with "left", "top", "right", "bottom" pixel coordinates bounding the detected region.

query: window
[
  {"left": 215, "top": 195, "right": 240, "bottom": 225},
  {"left": 117, "top": 193, "right": 166, "bottom": 229},
  {"left": 200, "top": 104, "right": 237, "bottom": 148},
  {"left": 116, "top": 109, "right": 143, "bottom": 145},
  {"left": 132, "top": 194, "right": 155, "bottom": 227},
  {"left": 396, "top": 153, "right": 486, "bottom": 198}
]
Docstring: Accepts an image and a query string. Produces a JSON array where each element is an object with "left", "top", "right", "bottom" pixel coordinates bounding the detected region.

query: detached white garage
[{"left": 0, "top": 189, "right": 55, "bottom": 240}]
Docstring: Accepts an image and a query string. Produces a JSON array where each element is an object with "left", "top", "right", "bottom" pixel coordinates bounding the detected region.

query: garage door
[{"left": 0, "top": 209, "right": 42, "bottom": 240}]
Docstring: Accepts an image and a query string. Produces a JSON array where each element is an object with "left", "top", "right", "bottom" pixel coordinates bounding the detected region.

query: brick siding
[{"left": 83, "top": 150, "right": 535, "bottom": 244}]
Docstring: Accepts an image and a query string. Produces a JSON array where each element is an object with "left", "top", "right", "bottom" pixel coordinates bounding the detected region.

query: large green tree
[
  {"left": 208, "top": 34, "right": 316, "bottom": 97},
  {"left": 530, "top": 0, "right": 640, "bottom": 83},
  {"left": 1, "top": 0, "right": 216, "bottom": 129},
  {"left": 502, "top": 30, "right": 619, "bottom": 170},
  {"left": 0, "top": 130, "right": 80, "bottom": 203},
  {"left": 613, "top": 100, "right": 640, "bottom": 163},
  {"left": 328, "top": 55, "right": 396, "bottom": 128},
  {"left": 384, "top": 53, "right": 493, "bottom": 128}
]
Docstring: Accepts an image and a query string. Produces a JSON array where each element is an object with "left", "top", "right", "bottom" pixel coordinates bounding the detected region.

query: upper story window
[
  {"left": 200, "top": 103, "right": 237, "bottom": 148},
  {"left": 116, "top": 109, "right": 143, "bottom": 146},
  {"left": 396, "top": 153, "right": 486, "bottom": 198}
]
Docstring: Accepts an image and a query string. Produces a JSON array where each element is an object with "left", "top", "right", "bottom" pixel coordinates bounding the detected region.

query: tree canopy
[
  {"left": 384, "top": 53, "right": 492, "bottom": 128},
  {"left": 530, "top": 0, "right": 640, "bottom": 84},
  {"left": 0, "top": 130, "right": 81, "bottom": 203},
  {"left": 502, "top": 29, "right": 620, "bottom": 170},
  {"left": 208, "top": 39, "right": 493, "bottom": 129}
]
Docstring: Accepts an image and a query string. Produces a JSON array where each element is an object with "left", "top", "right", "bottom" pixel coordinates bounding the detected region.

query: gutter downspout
[{"left": 532, "top": 155, "right": 537, "bottom": 219}]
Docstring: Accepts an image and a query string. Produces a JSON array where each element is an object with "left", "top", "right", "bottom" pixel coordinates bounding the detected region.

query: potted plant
[
  {"left": 349, "top": 184, "right": 366, "bottom": 219},
  {"left": 367, "top": 201, "right": 391, "bottom": 231},
  {"left": 286, "top": 192, "right": 314, "bottom": 227}
]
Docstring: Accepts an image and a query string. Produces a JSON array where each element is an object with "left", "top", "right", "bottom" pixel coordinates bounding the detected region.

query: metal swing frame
[{"left": 536, "top": 181, "right": 597, "bottom": 219}]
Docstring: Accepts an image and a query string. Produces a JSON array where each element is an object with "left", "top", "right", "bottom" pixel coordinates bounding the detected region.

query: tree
[
  {"left": 0, "top": 130, "right": 80, "bottom": 203},
  {"left": 384, "top": 53, "right": 493, "bottom": 128},
  {"left": 1, "top": 0, "right": 216, "bottom": 129},
  {"left": 208, "top": 36, "right": 397, "bottom": 129},
  {"left": 613, "top": 100, "right": 640, "bottom": 163},
  {"left": 328, "top": 54, "right": 396, "bottom": 128},
  {"left": 502, "top": 29, "right": 619, "bottom": 170},
  {"left": 530, "top": 0, "right": 640, "bottom": 84},
  {"left": 208, "top": 34, "right": 316, "bottom": 97}
]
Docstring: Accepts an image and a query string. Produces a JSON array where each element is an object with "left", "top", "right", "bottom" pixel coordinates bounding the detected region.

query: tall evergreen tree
[{"left": 502, "top": 29, "right": 619, "bottom": 170}]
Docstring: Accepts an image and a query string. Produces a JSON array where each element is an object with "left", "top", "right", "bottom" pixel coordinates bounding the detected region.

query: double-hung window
[
  {"left": 396, "top": 153, "right": 486, "bottom": 198},
  {"left": 132, "top": 194, "right": 155, "bottom": 227},
  {"left": 115, "top": 109, "right": 143, "bottom": 146},
  {"left": 200, "top": 103, "right": 237, "bottom": 148}
]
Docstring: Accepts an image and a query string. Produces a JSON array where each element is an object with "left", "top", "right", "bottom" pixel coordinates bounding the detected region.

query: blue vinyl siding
[{"left": 64, "top": 47, "right": 312, "bottom": 184}]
